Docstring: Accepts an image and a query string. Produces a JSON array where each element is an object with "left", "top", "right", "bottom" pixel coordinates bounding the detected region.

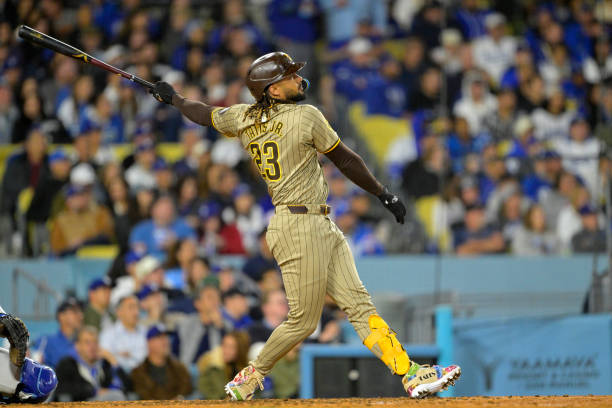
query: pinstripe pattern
[{"left": 213, "top": 102, "right": 382, "bottom": 376}]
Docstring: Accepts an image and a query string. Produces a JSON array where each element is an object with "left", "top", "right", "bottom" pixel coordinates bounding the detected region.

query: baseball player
[
  {"left": 150, "top": 52, "right": 461, "bottom": 399},
  {"left": 0, "top": 306, "right": 57, "bottom": 403}
]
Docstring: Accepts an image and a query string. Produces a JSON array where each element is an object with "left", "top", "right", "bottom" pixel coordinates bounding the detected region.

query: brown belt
[{"left": 275, "top": 204, "right": 331, "bottom": 215}]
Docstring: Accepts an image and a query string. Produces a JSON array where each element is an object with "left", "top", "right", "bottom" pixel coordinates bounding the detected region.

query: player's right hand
[
  {"left": 150, "top": 81, "right": 176, "bottom": 105},
  {"left": 378, "top": 188, "right": 407, "bottom": 224},
  {"left": 0, "top": 313, "right": 29, "bottom": 367}
]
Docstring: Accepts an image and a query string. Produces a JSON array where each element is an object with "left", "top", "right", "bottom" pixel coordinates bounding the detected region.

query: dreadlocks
[{"left": 243, "top": 92, "right": 280, "bottom": 124}]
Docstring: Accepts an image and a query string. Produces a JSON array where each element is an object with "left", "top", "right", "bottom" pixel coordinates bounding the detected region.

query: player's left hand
[
  {"left": 378, "top": 188, "right": 407, "bottom": 224},
  {"left": 0, "top": 313, "right": 29, "bottom": 367},
  {"left": 150, "top": 81, "right": 176, "bottom": 105}
]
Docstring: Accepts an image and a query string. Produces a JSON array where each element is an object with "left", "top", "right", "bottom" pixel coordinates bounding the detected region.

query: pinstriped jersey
[{"left": 211, "top": 103, "right": 340, "bottom": 206}]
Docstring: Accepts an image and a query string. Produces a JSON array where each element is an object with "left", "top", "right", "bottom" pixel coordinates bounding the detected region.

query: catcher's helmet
[{"left": 246, "top": 52, "right": 306, "bottom": 101}]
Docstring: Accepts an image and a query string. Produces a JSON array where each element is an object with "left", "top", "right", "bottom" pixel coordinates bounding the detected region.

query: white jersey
[{"left": 0, "top": 306, "right": 4, "bottom": 314}]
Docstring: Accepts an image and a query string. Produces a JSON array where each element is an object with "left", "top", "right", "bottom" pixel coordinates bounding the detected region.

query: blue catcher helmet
[{"left": 18, "top": 358, "right": 57, "bottom": 402}]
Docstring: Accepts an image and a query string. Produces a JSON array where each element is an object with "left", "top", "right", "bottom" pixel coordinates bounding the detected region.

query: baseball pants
[{"left": 252, "top": 207, "right": 383, "bottom": 375}]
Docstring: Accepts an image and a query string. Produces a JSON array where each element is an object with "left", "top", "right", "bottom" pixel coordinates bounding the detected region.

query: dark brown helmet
[{"left": 246, "top": 52, "right": 306, "bottom": 101}]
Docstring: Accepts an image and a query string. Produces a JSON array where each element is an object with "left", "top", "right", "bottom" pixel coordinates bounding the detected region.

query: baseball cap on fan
[
  {"left": 146, "top": 324, "right": 170, "bottom": 340},
  {"left": 70, "top": 163, "right": 96, "bottom": 187}
]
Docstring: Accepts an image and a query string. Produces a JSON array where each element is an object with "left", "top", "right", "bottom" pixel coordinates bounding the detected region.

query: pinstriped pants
[{"left": 252, "top": 212, "right": 382, "bottom": 375}]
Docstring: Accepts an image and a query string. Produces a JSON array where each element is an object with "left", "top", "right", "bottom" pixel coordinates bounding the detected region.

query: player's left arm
[{"left": 325, "top": 142, "right": 407, "bottom": 224}]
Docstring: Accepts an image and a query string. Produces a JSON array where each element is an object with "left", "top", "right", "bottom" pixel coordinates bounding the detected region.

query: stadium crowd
[{"left": 1, "top": 0, "right": 612, "bottom": 400}]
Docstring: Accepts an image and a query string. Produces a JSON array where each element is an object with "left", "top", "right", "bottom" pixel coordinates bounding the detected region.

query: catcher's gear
[
  {"left": 246, "top": 52, "right": 306, "bottom": 101},
  {"left": 0, "top": 348, "right": 58, "bottom": 404},
  {"left": 364, "top": 315, "right": 411, "bottom": 375},
  {"left": 150, "top": 81, "right": 176, "bottom": 105},
  {"left": 0, "top": 314, "right": 29, "bottom": 367},
  {"left": 378, "top": 188, "right": 407, "bottom": 224}
]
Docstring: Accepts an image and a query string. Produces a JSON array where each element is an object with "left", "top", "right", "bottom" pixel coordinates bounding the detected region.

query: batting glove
[
  {"left": 378, "top": 188, "right": 407, "bottom": 224},
  {"left": 0, "top": 313, "right": 29, "bottom": 367},
  {"left": 150, "top": 81, "right": 176, "bottom": 105}
]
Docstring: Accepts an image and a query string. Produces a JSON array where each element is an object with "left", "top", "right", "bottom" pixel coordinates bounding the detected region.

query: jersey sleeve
[
  {"left": 302, "top": 105, "right": 340, "bottom": 153},
  {"left": 210, "top": 105, "right": 243, "bottom": 137}
]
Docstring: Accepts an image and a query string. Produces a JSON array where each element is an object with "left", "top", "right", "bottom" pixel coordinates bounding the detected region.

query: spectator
[
  {"left": 453, "top": 71, "right": 497, "bottom": 135},
  {"left": 248, "top": 289, "right": 288, "bottom": 344},
  {"left": 173, "top": 126, "right": 209, "bottom": 179},
  {"left": 137, "top": 285, "right": 167, "bottom": 328},
  {"left": 583, "top": 37, "right": 612, "bottom": 84},
  {"left": 407, "top": 66, "right": 441, "bottom": 114},
  {"left": 199, "top": 201, "right": 246, "bottom": 255},
  {"left": 83, "top": 277, "right": 114, "bottom": 332},
  {"left": 232, "top": 184, "right": 266, "bottom": 254},
  {"left": 267, "top": 0, "right": 319, "bottom": 82},
  {"left": 1, "top": 128, "right": 48, "bottom": 237},
  {"left": 364, "top": 58, "right": 406, "bottom": 118},
  {"left": 11, "top": 93, "right": 69, "bottom": 144},
  {"left": 131, "top": 324, "right": 193, "bottom": 400},
  {"left": 49, "top": 184, "right": 115, "bottom": 256},
  {"left": 125, "top": 138, "right": 157, "bottom": 192},
  {"left": 454, "top": 0, "right": 489, "bottom": 40},
  {"left": 481, "top": 87, "right": 519, "bottom": 143},
  {"left": 410, "top": 1, "right": 444, "bottom": 49},
  {"left": 130, "top": 195, "right": 196, "bottom": 260},
  {"left": 472, "top": 13, "right": 517, "bottom": 84},
  {"left": 153, "top": 158, "right": 174, "bottom": 195},
  {"left": 553, "top": 116, "right": 601, "bottom": 197},
  {"left": 539, "top": 171, "right": 577, "bottom": 231},
  {"left": 222, "top": 288, "right": 253, "bottom": 330},
  {"left": 105, "top": 176, "right": 131, "bottom": 251},
  {"left": 175, "top": 175, "right": 202, "bottom": 229},
  {"left": 454, "top": 204, "right": 505, "bottom": 255},
  {"left": 402, "top": 138, "right": 451, "bottom": 199},
  {"left": 242, "top": 230, "right": 278, "bottom": 283},
  {"left": 175, "top": 283, "right": 230, "bottom": 366},
  {"left": 571, "top": 205, "right": 606, "bottom": 253},
  {"left": 0, "top": 80, "right": 18, "bottom": 144},
  {"left": 26, "top": 148, "right": 71, "bottom": 226},
  {"left": 400, "top": 37, "right": 427, "bottom": 104},
  {"left": 54, "top": 326, "right": 125, "bottom": 402},
  {"left": 165, "top": 238, "right": 198, "bottom": 290},
  {"left": 517, "top": 74, "right": 546, "bottom": 113},
  {"left": 557, "top": 185, "right": 591, "bottom": 252},
  {"left": 57, "top": 75, "right": 95, "bottom": 138},
  {"left": 35, "top": 298, "right": 83, "bottom": 368},
  {"left": 320, "top": 0, "right": 386, "bottom": 47},
  {"left": 111, "top": 255, "right": 166, "bottom": 307},
  {"left": 511, "top": 204, "right": 559, "bottom": 256},
  {"left": 184, "top": 257, "right": 212, "bottom": 298},
  {"left": 333, "top": 38, "right": 379, "bottom": 103},
  {"left": 89, "top": 93, "right": 124, "bottom": 144},
  {"left": 498, "top": 190, "right": 528, "bottom": 245},
  {"left": 531, "top": 88, "right": 574, "bottom": 141},
  {"left": 197, "top": 331, "right": 250, "bottom": 400},
  {"left": 99, "top": 295, "right": 147, "bottom": 373}
]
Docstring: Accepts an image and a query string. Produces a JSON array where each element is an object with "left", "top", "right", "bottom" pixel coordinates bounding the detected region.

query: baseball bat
[{"left": 17, "top": 25, "right": 155, "bottom": 90}]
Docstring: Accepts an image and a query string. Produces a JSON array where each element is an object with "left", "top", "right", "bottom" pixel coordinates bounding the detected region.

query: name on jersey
[{"left": 242, "top": 120, "right": 284, "bottom": 140}]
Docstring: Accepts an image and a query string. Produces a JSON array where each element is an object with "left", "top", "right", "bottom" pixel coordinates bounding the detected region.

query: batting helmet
[{"left": 246, "top": 52, "right": 306, "bottom": 101}]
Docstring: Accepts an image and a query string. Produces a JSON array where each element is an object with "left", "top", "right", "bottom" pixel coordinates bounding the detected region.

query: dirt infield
[{"left": 8, "top": 396, "right": 611, "bottom": 408}]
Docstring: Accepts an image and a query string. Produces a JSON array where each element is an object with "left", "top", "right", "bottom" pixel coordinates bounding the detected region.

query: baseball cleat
[
  {"left": 402, "top": 363, "right": 461, "bottom": 398},
  {"left": 224, "top": 365, "right": 265, "bottom": 401}
]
